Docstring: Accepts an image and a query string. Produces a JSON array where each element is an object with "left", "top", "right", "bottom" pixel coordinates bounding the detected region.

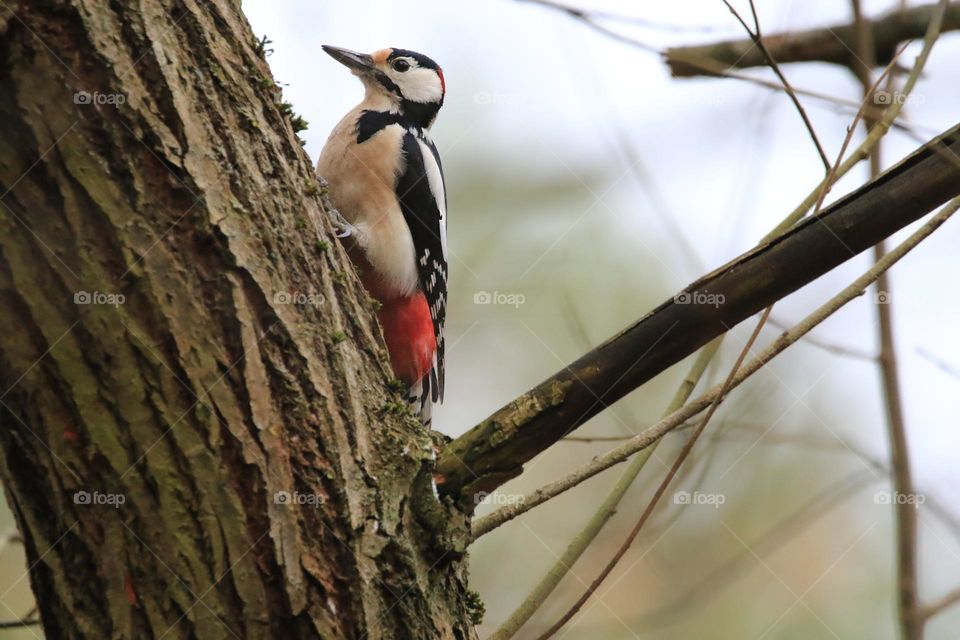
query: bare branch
[
  {"left": 560, "top": 435, "right": 635, "bottom": 443},
  {"left": 770, "top": 0, "right": 947, "bottom": 239},
  {"left": 768, "top": 316, "right": 876, "bottom": 360},
  {"left": 916, "top": 347, "right": 960, "bottom": 380},
  {"left": 635, "top": 470, "right": 874, "bottom": 629},
  {"left": 524, "top": 0, "right": 937, "bottom": 143},
  {"left": 918, "top": 584, "right": 960, "bottom": 622},
  {"left": 850, "top": 1, "right": 922, "bottom": 636},
  {"left": 516, "top": 0, "right": 659, "bottom": 52},
  {"left": 436, "top": 123, "right": 960, "bottom": 505},
  {"left": 535, "top": 308, "right": 772, "bottom": 639},
  {"left": 464, "top": 197, "right": 960, "bottom": 528},
  {"left": 664, "top": 1, "right": 960, "bottom": 77},
  {"left": 0, "top": 616, "right": 40, "bottom": 630},
  {"left": 721, "top": 0, "right": 831, "bottom": 171},
  {"left": 485, "top": 344, "right": 718, "bottom": 639},
  {"left": 520, "top": 0, "right": 725, "bottom": 33},
  {"left": 811, "top": 45, "right": 908, "bottom": 217}
]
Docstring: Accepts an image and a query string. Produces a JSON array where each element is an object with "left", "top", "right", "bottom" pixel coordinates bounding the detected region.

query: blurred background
[{"left": 4, "top": 1, "right": 960, "bottom": 638}]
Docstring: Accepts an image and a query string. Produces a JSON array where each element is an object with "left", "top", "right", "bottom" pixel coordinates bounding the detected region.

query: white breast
[{"left": 317, "top": 116, "right": 419, "bottom": 298}]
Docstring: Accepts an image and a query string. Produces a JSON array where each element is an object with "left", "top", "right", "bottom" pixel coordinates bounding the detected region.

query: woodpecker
[{"left": 317, "top": 45, "right": 447, "bottom": 426}]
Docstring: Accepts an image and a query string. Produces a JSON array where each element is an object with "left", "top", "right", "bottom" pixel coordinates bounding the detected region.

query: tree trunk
[{"left": 0, "top": 1, "right": 475, "bottom": 638}]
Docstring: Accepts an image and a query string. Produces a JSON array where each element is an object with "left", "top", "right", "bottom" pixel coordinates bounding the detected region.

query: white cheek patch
[{"left": 397, "top": 68, "right": 444, "bottom": 103}]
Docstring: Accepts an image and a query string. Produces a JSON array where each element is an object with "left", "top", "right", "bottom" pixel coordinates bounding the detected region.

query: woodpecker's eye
[{"left": 392, "top": 59, "right": 411, "bottom": 72}]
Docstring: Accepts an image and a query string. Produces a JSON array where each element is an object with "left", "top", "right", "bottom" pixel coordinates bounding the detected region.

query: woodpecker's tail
[{"left": 407, "top": 374, "right": 434, "bottom": 428}]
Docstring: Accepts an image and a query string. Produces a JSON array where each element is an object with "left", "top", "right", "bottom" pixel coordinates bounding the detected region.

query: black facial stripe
[
  {"left": 371, "top": 69, "right": 401, "bottom": 95},
  {"left": 387, "top": 48, "right": 440, "bottom": 71}
]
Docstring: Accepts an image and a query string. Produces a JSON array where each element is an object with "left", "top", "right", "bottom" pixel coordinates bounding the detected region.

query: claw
[{"left": 329, "top": 208, "right": 356, "bottom": 238}]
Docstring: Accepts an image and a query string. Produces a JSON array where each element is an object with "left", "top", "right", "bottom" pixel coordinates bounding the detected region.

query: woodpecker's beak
[{"left": 322, "top": 45, "right": 376, "bottom": 75}]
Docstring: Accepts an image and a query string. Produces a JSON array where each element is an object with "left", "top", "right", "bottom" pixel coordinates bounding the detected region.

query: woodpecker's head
[{"left": 322, "top": 45, "right": 445, "bottom": 127}]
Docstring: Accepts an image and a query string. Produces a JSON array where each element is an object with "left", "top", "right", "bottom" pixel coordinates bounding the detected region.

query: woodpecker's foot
[{"left": 328, "top": 208, "right": 357, "bottom": 239}]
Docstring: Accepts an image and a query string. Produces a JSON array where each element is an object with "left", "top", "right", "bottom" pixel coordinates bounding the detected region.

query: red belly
[
  {"left": 377, "top": 293, "right": 436, "bottom": 386},
  {"left": 344, "top": 243, "right": 435, "bottom": 385}
]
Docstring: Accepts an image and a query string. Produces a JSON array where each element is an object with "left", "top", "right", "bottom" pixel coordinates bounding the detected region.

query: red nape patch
[
  {"left": 377, "top": 294, "right": 436, "bottom": 386},
  {"left": 437, "top": 68, "right": 446, "bottom": 96}
]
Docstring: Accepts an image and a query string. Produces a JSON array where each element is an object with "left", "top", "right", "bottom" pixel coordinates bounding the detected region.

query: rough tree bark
[{"left": 0, "top": 1, "right": 476, "bottom": 638}]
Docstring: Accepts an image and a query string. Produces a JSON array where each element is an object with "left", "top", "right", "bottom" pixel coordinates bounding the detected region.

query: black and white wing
[{"left": 396, "top": 129, "right": 447, "bottom": 409}]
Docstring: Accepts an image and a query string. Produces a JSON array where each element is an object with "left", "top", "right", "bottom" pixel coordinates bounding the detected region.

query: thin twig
[
  {"left": 560, "top": 435, "right": 636, "bottom": 443},
  {"left": 635, "top": 429, "right": 960, "bottom": 630},
  {"left": 472, "top": 198, "right": 960, "bottom": 534},
  {"left": 0, "top": 529, "right": 23, "bottom": 554},
  {"left": 664, "top": 2, "right": 960, "bottom": 76},
  {"left": 916, "top": 347, "right": 960, "bottom": 381},
  {"left": 635, "top": 470, "right": 873, "bottom": 629},
  {"left": 722, "top": 0, "right": 831, "bottom": 171},
  {"left": 599, "top": 105, "right": 705, "bottom": 273},
  {"left": 457, "top": 0, "right": 951, "bottom": 524},
  {"left": 521, "top": 0, "right": 936, "bottom": 139},
  {"left": 520, "top": 0, "right": 726, "bottom": 33},
  {"left": 917, "top": 583, "right": 960, "bottom": 622},
  {"left": 486, "top": 344, "right": 719, "bottom": 639},
  {"left": 851, "top": 2, "right": 921, "bottom": 637},
  {"left": 774, "top": 0, "right": 949, "bottom": 237},
  {"left": 0, "top": 619, "right": 40, "bottom": 629},
  {"left": 471, "top": 20, "right": 943, "bottom": 534},
  {"left": 535, "top": 308, "right": 772, "bottom": 639},
  {"left": 486, "top": 300, "right": 715, "bottom": 640},
  {"left": 768, "top": 316, "right": 876, "bottom": 361},
  {"left": 663, "top": 50, "right": 934, "bottom": 138},
  {"left": 517, "top": 0, "right": 660, "bottom": 52},
  {"left": 811, "top": 45, "right": 907, "bottom": 218},
  {"left": 0, "top": 605, "right": 40, "bottom": 629}
]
